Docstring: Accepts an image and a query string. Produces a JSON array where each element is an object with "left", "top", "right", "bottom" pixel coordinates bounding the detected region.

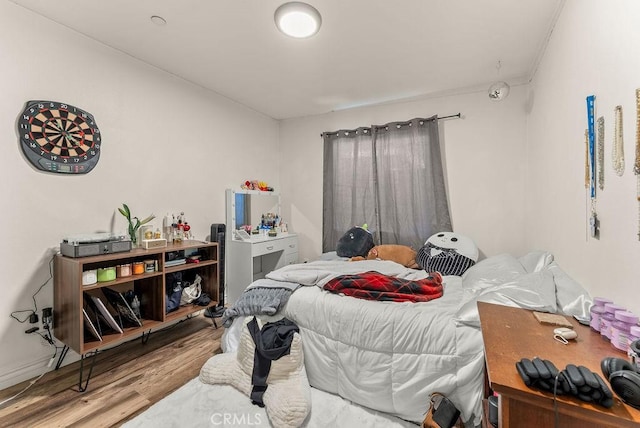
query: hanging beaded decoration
[
  {"left": 612, "top": 105, "right": 625, "bottom": 176},
  {"left": 634, "top": 89, "right": 640, "bottom": 240},
  {"left": 597, "top": 116, "right": 605, "bottom": 190}
]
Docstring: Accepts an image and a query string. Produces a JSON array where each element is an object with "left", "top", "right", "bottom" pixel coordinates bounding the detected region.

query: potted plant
[{"left": 118, "top": 203, "right": 155, "bottom": 246}]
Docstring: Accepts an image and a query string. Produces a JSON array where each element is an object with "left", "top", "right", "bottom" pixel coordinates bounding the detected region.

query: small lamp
[{"left": 274, "top": 2, "right": 322, "bottom": 38}]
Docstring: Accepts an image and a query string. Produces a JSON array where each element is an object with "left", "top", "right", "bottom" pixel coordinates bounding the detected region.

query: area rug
[{"left": 122, "top": 378, "right": 418, "bottom": 428}]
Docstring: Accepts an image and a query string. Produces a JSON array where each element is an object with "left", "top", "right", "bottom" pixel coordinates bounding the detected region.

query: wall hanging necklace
[
  {"left": 612, "top": 105, "right": 625, "bottom": 176},
  {"left": 597, "top": 116, "right": 605, "bottom": 190},
  {"left": 586, "top": 95, "right": 599, "bottom": 239},
  {"left": 635, "top": 89, "right": 640, "bottom": 240},
  {"left": 18, "top": 100, "right": 101, "bottom": 174}
]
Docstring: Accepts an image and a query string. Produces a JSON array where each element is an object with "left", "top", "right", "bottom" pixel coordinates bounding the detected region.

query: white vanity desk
[
  {"left": 226, "top": 233, "right": 298, "bottom": 305},
  {"left": 225, "top": 189, "right": 298, "bottom": 305}
]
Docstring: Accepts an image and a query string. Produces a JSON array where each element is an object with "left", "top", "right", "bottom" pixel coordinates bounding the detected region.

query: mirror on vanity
[
  {"left": 224, "top": 189, "right": 298, "bottom": 305},
  {"left": 225, "top": 189, "right": 280, "bottom": 239}
]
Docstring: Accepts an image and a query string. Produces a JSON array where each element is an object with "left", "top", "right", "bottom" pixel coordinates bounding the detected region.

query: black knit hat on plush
[{"left": 336, "top": 226, "right": 374, "bottom": 258}]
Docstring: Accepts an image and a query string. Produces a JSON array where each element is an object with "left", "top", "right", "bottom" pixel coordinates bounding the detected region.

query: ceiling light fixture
[
  {"left": 274, "top": 2, "right": 322, "bottom": 38},
  {"left": 150, "top": 15, "right": 167, "bottom": 26},
  {"left": 488, "top": 61, "right": 510, "bottom": 102}
]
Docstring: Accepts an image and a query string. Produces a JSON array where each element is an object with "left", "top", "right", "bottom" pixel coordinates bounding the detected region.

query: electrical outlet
[{"left": 42, "top": 307, "right": 53, "bottom": 326}]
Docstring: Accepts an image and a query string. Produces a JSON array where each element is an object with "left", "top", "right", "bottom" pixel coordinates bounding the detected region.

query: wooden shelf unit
[{"left": 53, "top": 240, "right": 219, "bottom": 355}]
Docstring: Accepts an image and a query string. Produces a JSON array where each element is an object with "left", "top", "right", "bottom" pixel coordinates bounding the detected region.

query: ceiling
[{"left": 9, "top": 0, "right": 564, "bottom": 120}]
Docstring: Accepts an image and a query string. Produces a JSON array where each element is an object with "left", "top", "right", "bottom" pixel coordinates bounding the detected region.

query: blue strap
[{"left": 586, "top": 95, "right": 596, "bottom": 199}]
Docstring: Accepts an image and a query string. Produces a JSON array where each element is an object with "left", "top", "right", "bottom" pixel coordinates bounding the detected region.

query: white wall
[
  {"left": 279, "top": 87, "right": 529, "bottom": 262},
  {"left": 0, "top": 1, "right": 280, "bottom": 388},
  {"left": 526, "top": 0, "right": 640, "bottom": 316}
]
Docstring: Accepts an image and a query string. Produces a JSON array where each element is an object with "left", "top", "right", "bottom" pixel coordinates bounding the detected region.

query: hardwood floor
[{"left": 0, "top": 315, "right": 223, "bottom": 428}]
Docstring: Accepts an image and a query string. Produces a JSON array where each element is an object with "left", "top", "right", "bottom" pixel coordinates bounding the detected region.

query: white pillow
[
  {"left": 548, "top": 261, "right": 592, "bottom": 319},
  {"left": 317, "top": 251, "right": 348, "bottom": 261},
  {"left": 461, "top": 254, "right": 526, "bottom": 291},
  {"left": 456, "top": 270, "right": 558, "bottom": 327},
  {"left": 518, "top": 251, "right": 554, "bottom": 273}
]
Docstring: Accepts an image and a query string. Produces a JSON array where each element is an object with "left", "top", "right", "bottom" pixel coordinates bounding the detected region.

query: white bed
[{"left": 222, "top": 251, "right": 592, "bottom": 427}]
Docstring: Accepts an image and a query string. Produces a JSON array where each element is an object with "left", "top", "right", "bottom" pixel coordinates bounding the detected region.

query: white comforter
[
  {"left": 280, "top": 277, "right": 482, "bottom": 425},
  {"left": 228, "top": 260, "right": 484, "bottom": 425},
  {"left": 222, "top": 252, "right": 592, "bottom": 427}
]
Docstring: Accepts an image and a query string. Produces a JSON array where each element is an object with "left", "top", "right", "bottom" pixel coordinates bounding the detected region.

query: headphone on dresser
[{"left": 601, "top": 352, "right": 640, "bottom": 409}]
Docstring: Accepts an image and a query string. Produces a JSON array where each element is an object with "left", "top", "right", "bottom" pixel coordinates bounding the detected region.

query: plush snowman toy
[{"left": 416, "top": 231, "right": 478, "bottom": 276}]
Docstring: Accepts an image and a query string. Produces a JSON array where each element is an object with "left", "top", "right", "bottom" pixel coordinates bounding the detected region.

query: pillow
[
  {"left": 317, "top": 251, "right": 349, "bottom": 261},
  {"left": 336, "top": 226, "right": 374, "bottom": 258},
  {"left": 461, "top": 253, "right": 526, "bottom": 290},
  {"left": 417, "top": 231, "right": 478, "bottom": 276},
  {"left": 548, "top": 261, "right": 592, "bottom": 319},
  {"left": 200, "top": 317, "right": 311, "bottom": 427},
  {"left": 456, "top": 270, "right": 558, "bottom": 327},
  {"left": 518, "top": 251, "right": 554, "bottom": 273}
]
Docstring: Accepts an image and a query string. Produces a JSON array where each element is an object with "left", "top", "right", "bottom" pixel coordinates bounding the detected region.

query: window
[{"left": 322, "top": 117, "right": 451, "bottom": 252}]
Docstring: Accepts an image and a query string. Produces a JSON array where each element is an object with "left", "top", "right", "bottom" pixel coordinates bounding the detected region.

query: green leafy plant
[{"left": 118, "top": 203, "right": 155, "bottom": 245}]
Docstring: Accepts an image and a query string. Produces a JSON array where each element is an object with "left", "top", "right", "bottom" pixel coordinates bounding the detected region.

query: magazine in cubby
[{"left": 102, "top": 287, "right": 143, "bottom": 328}]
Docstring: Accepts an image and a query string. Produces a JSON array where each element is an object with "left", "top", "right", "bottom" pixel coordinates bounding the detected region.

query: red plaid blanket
[{"left": 323, "top": 271, "right": 443, "bottom": 303}]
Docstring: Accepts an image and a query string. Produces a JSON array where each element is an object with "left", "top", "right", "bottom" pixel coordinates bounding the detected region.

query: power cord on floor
[
  {"left": 0, "top": 347, "right": 57, "bottom": 409},
  {"left": 2, "top": 254, "right": 60, "bottom": 409},
  {"left": 1, "top": 306, "right": 201, "bottom": 407}
]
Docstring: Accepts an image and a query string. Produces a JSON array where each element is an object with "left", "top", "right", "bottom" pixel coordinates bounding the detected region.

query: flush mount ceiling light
[
  {"left": 488, "top": 61, "right": 510, "bottom": 101},
  {"left": 274, "top": 2, "right": 322, "bottom": 38}
]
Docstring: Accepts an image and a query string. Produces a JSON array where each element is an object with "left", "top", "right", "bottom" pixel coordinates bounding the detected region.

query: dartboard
[{"left": 18, "top": 100, "right": 101, "bottom": 174}]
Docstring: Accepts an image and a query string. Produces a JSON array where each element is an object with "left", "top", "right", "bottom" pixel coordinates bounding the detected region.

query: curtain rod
[
  {"left": 437, "top": 112, "right": 461, "bottom": 120},
  {"left": 321, "top": 112, "right": 462, "bottom": 138}
]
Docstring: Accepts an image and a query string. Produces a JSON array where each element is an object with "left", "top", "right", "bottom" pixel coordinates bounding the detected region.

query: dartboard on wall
[{"left": 18, "top": 100, "right": 101, "bottom": 174}]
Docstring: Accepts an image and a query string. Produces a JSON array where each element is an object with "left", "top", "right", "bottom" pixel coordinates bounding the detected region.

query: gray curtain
[
  {"left": 322, "top": 116, "right": 452, "bottom": 252},
  {"left": 322, "top": 116, "right": 451, "bottom": 252},
  {"left": 372, "top": 117, "right": 451, "bottom": 250},
  {"left": 323, "top": 127, "right": 377, "bottom": 252}
]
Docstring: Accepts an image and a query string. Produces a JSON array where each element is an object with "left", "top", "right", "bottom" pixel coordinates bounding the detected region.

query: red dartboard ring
[{"left": 18, "top": 100, "right": 101, "bottom": 174}]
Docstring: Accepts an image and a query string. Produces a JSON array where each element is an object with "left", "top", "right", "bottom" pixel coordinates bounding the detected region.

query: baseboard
[{"left": 0, "top": 351, "right": 79, "bottom": 391}]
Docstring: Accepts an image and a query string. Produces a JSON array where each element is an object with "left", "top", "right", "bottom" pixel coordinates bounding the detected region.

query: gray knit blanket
[{"left": 221, "top": 279, "right": 301, "bottom": 328}]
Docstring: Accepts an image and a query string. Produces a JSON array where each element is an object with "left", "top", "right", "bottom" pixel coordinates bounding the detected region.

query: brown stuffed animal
[{"left": 350, "top": 244, "right": 419, "bottom": 269}]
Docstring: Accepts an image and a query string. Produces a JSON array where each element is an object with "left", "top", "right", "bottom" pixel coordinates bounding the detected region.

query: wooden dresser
[{"left": 478, "top": 301, "right": 640, "bottom": 427}]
